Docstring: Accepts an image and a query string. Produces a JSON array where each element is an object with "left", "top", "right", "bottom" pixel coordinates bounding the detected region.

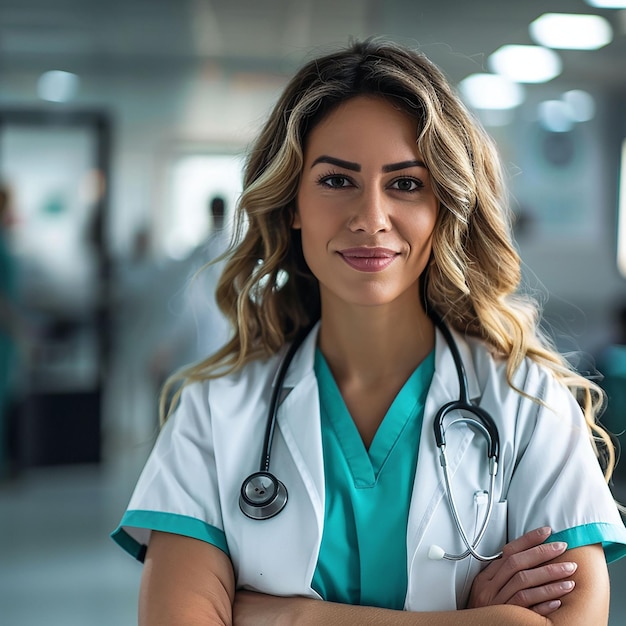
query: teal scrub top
[
  {"left": 111, "top": 343, "right": 626, "bottom": 592},
  {"left": 311, "top": 348, "right": 435, "bottom": 609}
]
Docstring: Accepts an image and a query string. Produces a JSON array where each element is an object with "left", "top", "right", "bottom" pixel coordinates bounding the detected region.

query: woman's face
[{"left": 294, "top": 95, "right": 439, "bottom": 313}]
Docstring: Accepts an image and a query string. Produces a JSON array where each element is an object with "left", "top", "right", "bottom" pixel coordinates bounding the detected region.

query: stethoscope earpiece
[
  {"left": 239, "top": 471, "right": 288, "bottom": 520},
  {"left": 428, "top": 544, "right": 446, "bottom": 560}
]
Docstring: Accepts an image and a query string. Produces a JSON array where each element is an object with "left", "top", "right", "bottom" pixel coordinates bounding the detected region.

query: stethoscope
[{"left": 239, "top": 312, "right": 503, "bottom": 563}]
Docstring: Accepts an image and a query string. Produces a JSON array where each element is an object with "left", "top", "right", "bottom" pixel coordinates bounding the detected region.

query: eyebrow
[
  {"left": 382, "top": 159, "right": 427, "bottom": 172},
  {"left": 311, "top": 156, "right": 360, "bottom": 171},
  {"left": 310, "top": 155, "right": 427, "bottom": 173}
]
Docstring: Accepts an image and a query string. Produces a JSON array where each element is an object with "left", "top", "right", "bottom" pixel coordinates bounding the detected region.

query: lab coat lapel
[
  {"left": 405, "top": 328, "right": 482, "bottom": 610},
  {"left": 274, "top": 324, "right": 326, "bottom": 541},
  {"left": 229, "top": 325, "right": 325, "bottom": 598}
]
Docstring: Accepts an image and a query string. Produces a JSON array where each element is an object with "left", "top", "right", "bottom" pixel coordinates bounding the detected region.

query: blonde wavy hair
[{"left": 163, "top": 38, "right": 615, "bottom": 480}]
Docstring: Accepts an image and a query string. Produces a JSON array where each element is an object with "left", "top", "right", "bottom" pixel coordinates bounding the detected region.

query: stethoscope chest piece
[{"left": 239, "top": 471, "right": 288, "bottom": 520}]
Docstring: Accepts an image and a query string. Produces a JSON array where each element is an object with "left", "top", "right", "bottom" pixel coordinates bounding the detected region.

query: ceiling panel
[{"left": 0, "top": 0, "right": 624, "bottom": 89}]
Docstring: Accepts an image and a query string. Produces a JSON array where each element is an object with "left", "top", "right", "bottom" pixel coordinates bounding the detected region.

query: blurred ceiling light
[
  {"left": 37, "top": 70, "right": 80, "bottom": 102},
  {"left": 537, "top": 100, "right": 576, "bottom": 133},
  {"left": 538, "top": 89, "right": 597, "bottom": 133},
  {"left": 562, "top": 89, "right": 596, "bottom": 122},
  {"left": 488, "top": 45, "right": 561, "bottom": 83},
  {"left": 530, "top": 13, "right": 613, "bottom": 49},
  {"left": 585, "top": 0, "right": 626, "bottom": 8},
  {"left": 458, "top": 73, "right": 525, "bottom": 110}
]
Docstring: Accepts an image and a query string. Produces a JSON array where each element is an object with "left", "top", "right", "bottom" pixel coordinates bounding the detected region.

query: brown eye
[
  {"left": 317, "top": 174, "right": 353, "bottom": 189},
  {"left": 390, "top": 177, "right": 424, "bottom": 192}
]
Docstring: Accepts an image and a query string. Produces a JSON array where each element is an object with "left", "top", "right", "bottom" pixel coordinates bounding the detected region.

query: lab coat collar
[{"left": 273, "top": 322, "right": 321, "bottom": 392}]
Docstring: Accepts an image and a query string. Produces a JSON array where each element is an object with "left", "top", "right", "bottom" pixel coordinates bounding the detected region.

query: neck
[{"left": 318, "top": 292, "right": 435, "bottom": 387}]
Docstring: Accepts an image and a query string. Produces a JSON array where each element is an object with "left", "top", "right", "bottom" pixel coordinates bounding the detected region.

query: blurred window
[
  {"left": 0, "top": 125, "right": 100, "bottom": 312},
  {"left": 160, "top": 152, "right": 244, "bottom": 259}
]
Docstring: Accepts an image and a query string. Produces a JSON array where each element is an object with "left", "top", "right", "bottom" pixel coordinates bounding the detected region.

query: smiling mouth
[{"left": 338, "top": 247, "right": 399, "bottom": 272}]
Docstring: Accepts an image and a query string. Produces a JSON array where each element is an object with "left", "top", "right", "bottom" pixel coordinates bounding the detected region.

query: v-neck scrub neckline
[{"left": 312, "top": 348, "right": 435, "bottom": 609}]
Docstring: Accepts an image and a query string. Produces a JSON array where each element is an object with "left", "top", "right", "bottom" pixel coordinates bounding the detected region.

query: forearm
[
  {"left": 141, "top": 532, "right": 235, "bottom": 626},
  {"left": 286, "top": 599, "right": 548, "bottom": 626},
  {"left": 234, "top": 545, "right": 608, "bottom": 626},
  {"left": 234, "top": 592, "right": 549, "bottom": 626}
]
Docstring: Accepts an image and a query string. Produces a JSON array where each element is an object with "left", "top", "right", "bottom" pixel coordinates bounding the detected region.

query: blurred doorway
[{"left": 0, "top": 109, "right": 112, "bottom": 467}]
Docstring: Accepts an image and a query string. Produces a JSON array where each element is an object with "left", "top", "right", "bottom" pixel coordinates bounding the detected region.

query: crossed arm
[{"left": 139, "top": 529, "right": 609, "bottom": 626}]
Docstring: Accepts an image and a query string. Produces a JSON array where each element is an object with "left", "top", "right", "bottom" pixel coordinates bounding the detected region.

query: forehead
[{"left": 303, "top": 95, "right": 422, "bottom": 161}]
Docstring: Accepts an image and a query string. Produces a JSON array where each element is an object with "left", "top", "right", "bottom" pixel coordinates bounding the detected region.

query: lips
[{"left": 337, "top": 247, "right": 399, "bottom": 272}]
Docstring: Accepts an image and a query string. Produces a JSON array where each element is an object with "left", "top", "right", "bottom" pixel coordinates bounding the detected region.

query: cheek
[
  {"left": 421, "top": 204, "right": 439, "bottom": 241},
  {"left": 406, "top": 211, "right": 437, "bottom": 244},
  {"left": 292, "top": 186, "right": 314, "bottom": 229}
]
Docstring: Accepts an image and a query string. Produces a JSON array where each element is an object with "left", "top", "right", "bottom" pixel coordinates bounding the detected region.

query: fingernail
[
  {"left": 551, "top": 541, "right": 568, "bottom": 551},
  {"left": 538, "top": 526, "right": 552, "bottom": 536},
  {"left": 547, "top": 600, "right": 561, "bottom": 610},
  {"left": 560, "top": 581, "right": 575, "bottom": 591},
  {"left": 562, "top": 562, "right": 577, "bottom": 574}
]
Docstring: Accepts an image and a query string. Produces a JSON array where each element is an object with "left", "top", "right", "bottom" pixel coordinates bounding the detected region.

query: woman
[{"left": 113, "top": 40, "right": 626, "bottom": 624}]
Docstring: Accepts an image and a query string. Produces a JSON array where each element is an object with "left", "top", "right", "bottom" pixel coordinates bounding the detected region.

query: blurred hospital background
[{"left": 0, "top": 0, "right": 625, "bottom": 623}]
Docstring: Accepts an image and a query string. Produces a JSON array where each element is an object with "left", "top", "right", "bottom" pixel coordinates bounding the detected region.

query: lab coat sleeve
[
  {"left": 505, "top": 361, "right": 626, "bottom": 563},
  {"left": 111, "top": 381, "right": 229, "bottom": 561}
]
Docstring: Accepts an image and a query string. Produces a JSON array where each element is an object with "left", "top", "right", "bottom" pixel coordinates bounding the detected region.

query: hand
[{"left": 468, "top": 526, "right": 577, "bottom": 616}]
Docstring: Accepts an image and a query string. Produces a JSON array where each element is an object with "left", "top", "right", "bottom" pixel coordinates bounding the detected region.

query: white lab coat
[{"left": 119, "top": 323, "right": 626, "bottom": 611}]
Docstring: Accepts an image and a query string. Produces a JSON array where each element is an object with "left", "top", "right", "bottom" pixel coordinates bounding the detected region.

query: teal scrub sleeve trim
[
  {"left": 111, "top": 510, "right": 230, "bottom": 562},
  {"left": 545, "top": 522, "right": 626, "bottom": 563}
]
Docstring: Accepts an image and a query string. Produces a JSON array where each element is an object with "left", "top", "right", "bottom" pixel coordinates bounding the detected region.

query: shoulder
[
  {"left": 177, "top": 351, "right": 287, "bottom": 433},
  {"left": 154, "top": 354, "right": 284, "bottom": 461},
  {"left": 208, "top": 350, "right": 283, "bottom": 395},
  {"left": 461, "top": 333, "right": 574, "bottom": 412},
  {"left": 457, "top": 336, "right": 592, "bottom": 465}
]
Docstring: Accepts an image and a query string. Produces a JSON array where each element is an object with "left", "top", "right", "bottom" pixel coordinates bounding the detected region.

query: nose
[{"left": 348, "top": 188, "right": 391, "bottom": 234}]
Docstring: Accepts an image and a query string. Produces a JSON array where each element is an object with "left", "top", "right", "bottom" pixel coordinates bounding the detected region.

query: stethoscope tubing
[
  {"left": 259, "top": 330, "right": 308, "bottom": 473},
  {"left": 439, "top": 444, "right": 501, "bottom": 561},
  {"left": 429, "top": 305, "right": 502, "bottom": 561},
  {"left": 240, "top": 312, "right": 503, "bottom": 562}
]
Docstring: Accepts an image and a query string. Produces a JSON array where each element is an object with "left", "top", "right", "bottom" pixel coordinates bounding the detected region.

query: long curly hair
[{"left": 162, "top": 38, "right": 615, "bottom": 480}]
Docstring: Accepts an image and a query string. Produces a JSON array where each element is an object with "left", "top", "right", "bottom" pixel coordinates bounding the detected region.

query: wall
[{"left": 1, "top": 60, "right": 624, "bottom": 353}]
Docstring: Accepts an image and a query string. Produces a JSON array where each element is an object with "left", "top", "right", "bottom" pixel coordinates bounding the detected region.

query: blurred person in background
[
  {"left": 150, "top": 194, "right": 231, "bottom": 383},
  {"left": 112, "top": 40, "right": 626, "bottom": 624},
  {"left": 106, "top": 227, "right": 178, "bottom": 449},
  {"left": 0, "top": 185, "right": 22, "bottom": 479}
]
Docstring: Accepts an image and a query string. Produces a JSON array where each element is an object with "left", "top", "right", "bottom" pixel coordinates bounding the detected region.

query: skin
[
  {"left": 139, "top": 96, "right": 611, "bottom": 624},
  {"left": 293, "top": 96, "right": 439, "bottom": 445}
]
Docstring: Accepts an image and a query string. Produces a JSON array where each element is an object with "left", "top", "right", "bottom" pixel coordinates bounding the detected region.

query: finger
[
  {"left": 507, "top": 580, "right": 575, "bottom": 610},
  {"left": 502, "top": 527, "right": 553, "bottom": 558},
  {"left": 468, "top": 556, "right": 574, "bottom": 609},
  {"left": 482, "top": 527, "right": 553, "bottom": 581},
  {"left": 498, "top": 560, "right": 577, "bottom": 604},
  {"left": 532, "top": 599, "right": 562, "bottom": 616},
  {"left": 487, "top": 541, "right": 569, "bottom": 594}
]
